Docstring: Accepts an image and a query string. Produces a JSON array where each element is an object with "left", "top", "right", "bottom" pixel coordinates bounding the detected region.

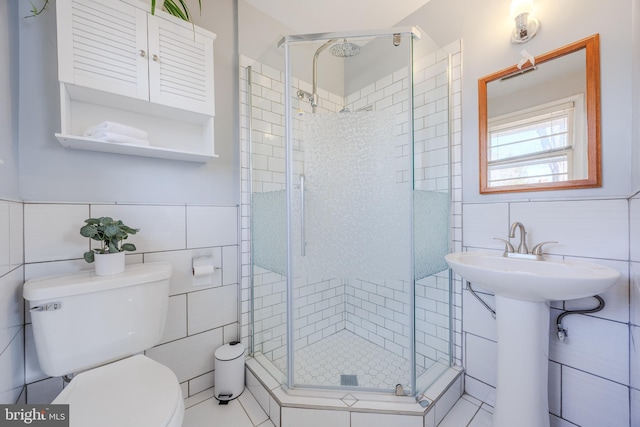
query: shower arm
[{"left": 311, "top": 39, "right": 335, "bottom": 113}]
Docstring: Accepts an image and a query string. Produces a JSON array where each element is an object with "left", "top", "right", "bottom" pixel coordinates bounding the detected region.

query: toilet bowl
[
  {"left": 54, "top": 355, "right": 184, "bottom": 427},
  {"left": 23, "top": 262, "right": 183, "bottom": 426}
]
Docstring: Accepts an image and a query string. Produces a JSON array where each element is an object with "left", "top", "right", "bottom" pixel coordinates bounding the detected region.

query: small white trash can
[{"left": 214, "top": 341, "right": 245, "bottom": 403}]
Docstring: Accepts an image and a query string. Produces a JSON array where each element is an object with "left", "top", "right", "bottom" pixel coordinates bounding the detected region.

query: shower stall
[{"left": 241, "top": 27, "right": 453, "bottom": 398}]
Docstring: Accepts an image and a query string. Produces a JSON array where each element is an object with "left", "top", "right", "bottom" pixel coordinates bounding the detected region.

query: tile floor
[
  {"left": 272, "top": 330, "right": 427, "bottom": 390},
  {"left": 183, "top": 390, "right": 493, "bottom": 426},
  {"left": 183, "top": 387, "right": 273, "bottom": 427}
]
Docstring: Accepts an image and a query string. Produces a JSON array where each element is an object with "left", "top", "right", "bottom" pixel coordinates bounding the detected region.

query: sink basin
[{"left": 445, "top": 251, "right": 620, "bottom": 302}]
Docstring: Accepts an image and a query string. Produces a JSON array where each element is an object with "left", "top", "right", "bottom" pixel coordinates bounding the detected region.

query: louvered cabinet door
[
  {"left": 57, "top": 0, "right": 149, "bottom": 100},
  {"left": 147, "top": 15, "right": 215, "bottom": 115}
]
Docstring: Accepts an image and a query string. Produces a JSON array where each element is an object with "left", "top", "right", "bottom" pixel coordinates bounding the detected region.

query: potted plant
[
  {"left": 151, "top": 0, "right": 202, "bottom": 22},
  {"left": 27, "top": 0, "right": 201, "bottom": 21},
  {"left": 80, "top": 217, "right": 139, "bottom": 276}
]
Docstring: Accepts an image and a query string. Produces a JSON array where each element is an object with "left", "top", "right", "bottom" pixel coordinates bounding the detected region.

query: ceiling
[{"left": 244, "top": 0, "right": 433, "bottom": 34}]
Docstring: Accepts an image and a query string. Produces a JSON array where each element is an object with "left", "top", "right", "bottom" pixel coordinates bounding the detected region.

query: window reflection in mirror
[{"left": 479, "top": 34, "right": 601, "bottom": 193}]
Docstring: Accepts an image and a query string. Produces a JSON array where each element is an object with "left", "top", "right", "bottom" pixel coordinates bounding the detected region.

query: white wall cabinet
[
  {"left": 147, "top": 15, "right": 215, "bottom": 115},
  {"left": 55, "top": 0, "right": 216, "bottom": 162}
]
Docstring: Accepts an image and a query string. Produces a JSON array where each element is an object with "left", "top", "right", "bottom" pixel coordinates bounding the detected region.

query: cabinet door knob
[
  {"left": 152, "top": 54, "right": 159, "bottom": 62},
  {"left": 139, "top": 50, "right": 146, "bottom": 58}
]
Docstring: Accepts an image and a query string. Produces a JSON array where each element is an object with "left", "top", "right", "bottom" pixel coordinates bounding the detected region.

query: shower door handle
[{"left": 300, "top": 174, "right": 306, "bottom": 257}]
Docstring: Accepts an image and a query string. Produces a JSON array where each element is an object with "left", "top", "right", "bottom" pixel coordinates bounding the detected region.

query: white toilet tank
[{"left": 23, "top": 262, "right": 172, "bottom": 377}]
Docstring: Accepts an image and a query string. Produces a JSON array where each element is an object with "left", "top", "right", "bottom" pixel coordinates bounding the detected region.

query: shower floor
[{"left": 272, "top": 330, "right": 425, "bottom": 390}]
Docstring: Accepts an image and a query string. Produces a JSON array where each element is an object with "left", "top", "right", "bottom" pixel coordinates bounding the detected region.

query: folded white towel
[
  {"left": 84, "top": 121, "right": 148, "bottom": 140},
  {"left": 90, "top": 131, "right": 150, "bottom": 146}
]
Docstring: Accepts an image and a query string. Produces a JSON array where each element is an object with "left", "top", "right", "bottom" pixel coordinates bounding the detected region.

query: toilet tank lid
[{"left": 23, "top": 262, "right": 172, "bottom": 301}]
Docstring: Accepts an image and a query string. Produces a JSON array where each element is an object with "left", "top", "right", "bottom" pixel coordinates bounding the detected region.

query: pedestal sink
[{"left": 445, "top": 251, "right": 620, "bottom": 427}]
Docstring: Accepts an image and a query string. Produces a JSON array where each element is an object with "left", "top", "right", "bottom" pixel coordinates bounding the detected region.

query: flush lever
[{"left": 30, "top": 302, "right": 62, "bottom": 312}]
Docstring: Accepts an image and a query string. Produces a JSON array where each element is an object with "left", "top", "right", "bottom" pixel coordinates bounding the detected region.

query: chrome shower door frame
[{"left": 281, "top": 27, "right": 422, "bottom": 395}]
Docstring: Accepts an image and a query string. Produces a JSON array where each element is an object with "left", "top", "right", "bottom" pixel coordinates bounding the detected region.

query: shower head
[
  {"left": 330, "top": 39, "right": 361, "bottom": 57},
  {"left": 309, "top": 38, "right": 361, "bottom": 113}
]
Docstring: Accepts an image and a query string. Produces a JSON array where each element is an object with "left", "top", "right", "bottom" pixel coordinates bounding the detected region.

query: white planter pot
[{"left": 94, "top": 251, "right": 125, "bottom": 276}]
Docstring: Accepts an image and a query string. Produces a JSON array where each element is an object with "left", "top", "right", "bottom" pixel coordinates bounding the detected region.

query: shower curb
[{"left": 244, "top": 357, "right": 464, "bottom": 426}]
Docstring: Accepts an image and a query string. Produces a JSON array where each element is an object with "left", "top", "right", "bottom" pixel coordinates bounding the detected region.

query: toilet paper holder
[{"left": 191, "top": 256, "right": 221, "bottom": 277}]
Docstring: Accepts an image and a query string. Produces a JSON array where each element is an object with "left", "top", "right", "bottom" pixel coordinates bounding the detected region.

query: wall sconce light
[{"left": 510, "top": 0, "right": 540, "bottom": 43}]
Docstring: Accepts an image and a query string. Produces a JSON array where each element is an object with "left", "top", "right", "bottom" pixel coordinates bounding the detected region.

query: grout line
[{"left": 465, "top": 405, "right": 482, "bottom": 427}]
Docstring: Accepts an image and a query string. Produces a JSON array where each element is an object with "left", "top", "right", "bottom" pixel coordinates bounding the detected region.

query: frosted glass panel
[
  {"left": 296, "top": 111, "right": 411, "bottom": 280},
  {"left": 414, "top": 190, "right": 449, "bottom": 280},
  {"left": 252, "top": 190, "right": 286, "bottom": 275}
]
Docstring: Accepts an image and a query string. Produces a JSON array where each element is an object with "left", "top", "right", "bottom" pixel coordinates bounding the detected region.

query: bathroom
[{"left": 0, "top": 0, "right": 638, "bottom": 426}]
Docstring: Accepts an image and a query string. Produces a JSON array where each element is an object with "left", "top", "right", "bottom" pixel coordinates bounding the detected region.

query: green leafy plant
[
  {"left": 25, "top": 0, "right": 202, "bottom": 22},
  {"left": 151, "top": 0, "right": 202, "bottom": 22},
  {"left": 24, "top": 0, "right": 50, "bottom": 18},
  {"left": 80, "top": 217, "right": 139, "bottom": 263}
]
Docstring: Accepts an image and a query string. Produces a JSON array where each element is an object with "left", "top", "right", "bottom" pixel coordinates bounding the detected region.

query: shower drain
[{"left": 340, "top": 374, "right": 358, "bottom": 386}]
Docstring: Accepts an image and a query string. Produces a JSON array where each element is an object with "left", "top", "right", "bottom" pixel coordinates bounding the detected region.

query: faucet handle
[
  {"left": 494, "top": 238, "right": 515, "bottom": 254},
  {"left": 531, "top": 241, "right": 558, "bottom": 255}
]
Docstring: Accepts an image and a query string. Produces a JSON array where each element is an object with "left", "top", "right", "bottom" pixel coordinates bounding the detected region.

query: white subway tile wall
[
  {"left": 0, "top": 326, "right": 24, "bottom": 403},
  {"left": 187, "top": 285, "right": 238, "bottom": 335},
  {"left": 510, "top": 199, "right": 629, "bottom": 259},
  {"left": 462, "top": 203, "right": 510, "bottom": 250},
  {"left": 563, "top": 258, "right": 629, "bottom": 323},
  {"left": 91, "top": 204, "right": 187, "bottom": 253},
  {"left": 464, "top": 334, "right": 497, "bottom": 388},
  {"left": 548, "top": 361, "right": 562, "bottom": 417},
  {"left": 18, "top": 202, "right": 239, "bottom": 404},
  {"left": 0, "top": 200, "right": 24, "bottom": 404},
  {"left": 561, "top": 366, "right": 629, "bottom": 427},
  {"left": 340, "top": 50, "right": 452, "bottom": 369},
  {"left": 632, "top": 388, "right": 640, "bottom": 427},
  {"left": 251, "top": 266, "right": 288, "bottom": 362},
  {"left": 242, "top": 59, "right": 365, "bottom": 369},
  {"left": 24, "top": 204, "right": 89, "bottom": 263},
  {"left": 292, "top": 276, "right": 344, "bottom": 349},
  {"left": 160, "top": 294, "right": 187, "bottom": 345},
  {"left": 447, "top": 40, "right": 463, "bottom": 367},
  {"left": 24, "top": 324, "right": 46, "bottom": 384},
  {"left": 630, "top": 263, "right": 640, "bottom": 327}
]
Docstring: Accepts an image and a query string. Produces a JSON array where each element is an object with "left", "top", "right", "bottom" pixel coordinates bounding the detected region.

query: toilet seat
[{"left": 53, "top": 355, "right": 184, "bottom": 427}]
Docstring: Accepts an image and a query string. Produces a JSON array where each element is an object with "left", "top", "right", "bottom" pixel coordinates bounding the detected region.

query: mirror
[{"left": 479, "top": 34, "right": 601, "bottom": 193}]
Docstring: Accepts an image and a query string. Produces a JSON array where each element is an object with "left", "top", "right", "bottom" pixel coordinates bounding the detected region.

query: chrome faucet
[
  {"left": 493, "top": 222, "right": 558, "bottom": 260},
  {"left": 509, "top": 222, "right": 528, "bottom": 254}
]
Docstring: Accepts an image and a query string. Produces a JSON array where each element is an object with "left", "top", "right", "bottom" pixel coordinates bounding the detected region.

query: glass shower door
[
  {"left": 248, "top": 27, "right": 453, "bottom": 397},
  {"left": 286, "top": 33, "right": 415, "bottom": 392},
  {"left": 248, "top": 58, "right": 289, "bottom": 382}
]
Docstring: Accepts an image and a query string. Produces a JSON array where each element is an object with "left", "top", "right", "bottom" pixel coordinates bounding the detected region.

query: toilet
[{"left": 23, "top": 262, "right": 184, "bottom": 427}]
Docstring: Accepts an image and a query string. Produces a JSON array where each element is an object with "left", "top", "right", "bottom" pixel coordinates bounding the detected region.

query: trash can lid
[{"left": 215, "top": 341, "right": 245, "bottom": 361}]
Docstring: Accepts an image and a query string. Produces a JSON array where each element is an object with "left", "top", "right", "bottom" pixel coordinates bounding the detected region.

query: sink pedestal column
[{"left": 493, "top": 295, "right": 551, "bottom": 427}]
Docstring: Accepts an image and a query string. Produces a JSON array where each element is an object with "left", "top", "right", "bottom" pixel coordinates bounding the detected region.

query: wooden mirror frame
[{"left": 478, "top": 34, "right": 601, "bottom": 194}]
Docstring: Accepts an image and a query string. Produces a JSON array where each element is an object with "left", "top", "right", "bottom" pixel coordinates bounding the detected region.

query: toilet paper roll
[{"left": 193, "top": 264, "right": 215, "bottom": 277}]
